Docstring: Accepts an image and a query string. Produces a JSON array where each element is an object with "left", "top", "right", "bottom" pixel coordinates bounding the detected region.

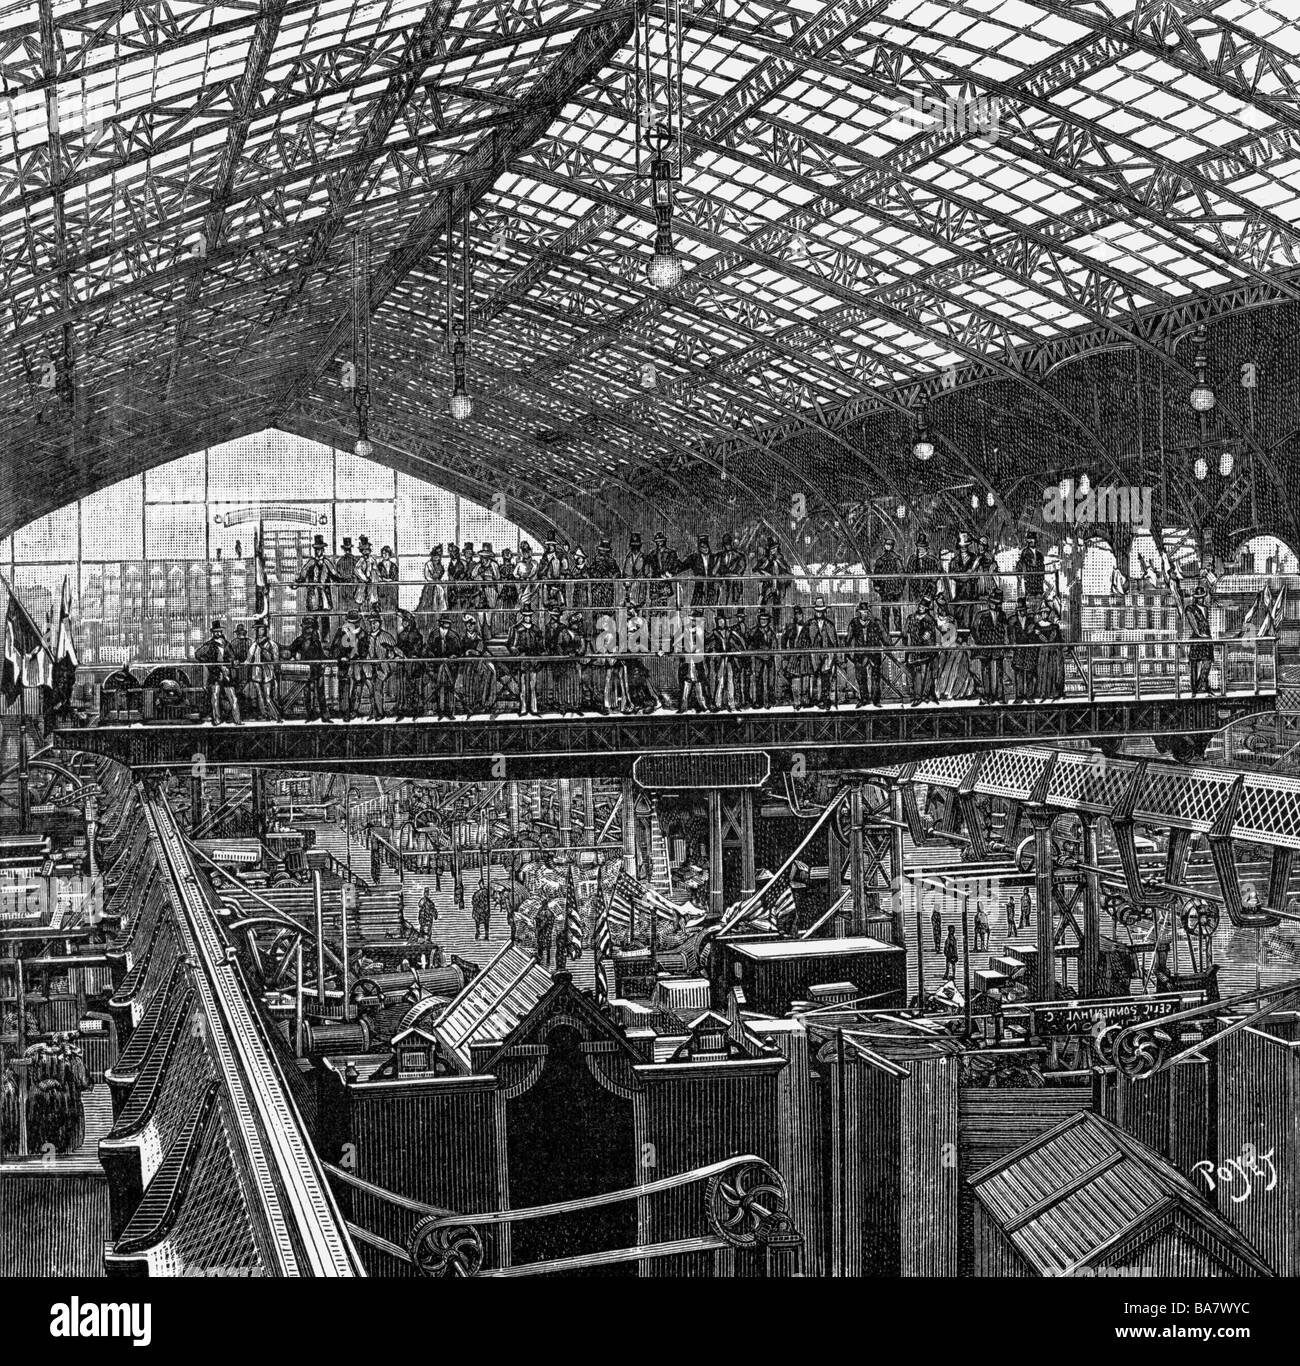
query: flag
[
  {"left": 0, "top": 575, "right": 51, "bottom": 703},
  {"left": 253, "top": 519, "right": 270, "bottom": 622},
  {"left": 593, "top": 865, "right": 613, "bottom": 1007},
  {"left": 55, "top": 576, "right": 78, "bottom": 669},
  {"left": 561, "top": 861, "right": 583, "bottom": 963}
]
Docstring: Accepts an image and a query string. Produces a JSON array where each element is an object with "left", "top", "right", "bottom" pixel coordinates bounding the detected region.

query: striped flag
[
  {"left": 593, "top": 864, "right": 613, "bottom": 1007},
  {"left": 561, "top": 862, "right": 583, "bottom": 963}
]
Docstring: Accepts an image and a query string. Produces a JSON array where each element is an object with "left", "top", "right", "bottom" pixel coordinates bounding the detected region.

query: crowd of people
[{"left": 122, "top": 525, "right": 1215, "bottom": 722}]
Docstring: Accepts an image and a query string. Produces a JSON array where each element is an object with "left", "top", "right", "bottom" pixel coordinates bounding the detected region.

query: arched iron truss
[{"left": 3, "top": 0, "right": 1300, "bottom": 555}]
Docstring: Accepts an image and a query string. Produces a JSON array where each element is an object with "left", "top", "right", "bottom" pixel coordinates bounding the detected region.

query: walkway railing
[{"left": 64, "top": 636, "right": 1276, "bottom": 726}]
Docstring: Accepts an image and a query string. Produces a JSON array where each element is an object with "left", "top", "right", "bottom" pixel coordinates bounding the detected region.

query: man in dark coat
[
  {"left": 1016, "top": 530, "right": 1046, "bottom": 604},
  {"left": 287, "top": 617, "right": 329, "bottom": 721},
  {"left": 754, "top": 535, "right": 791, "bottom": 627},
  {"left": 426, "top": 613, "right": 463, "bottom": 719},
  {"left": 943, "top": 925, "right": 959, "bottom": 981},
  {"left": 647, "top": 531, "right": 680, "bottom": 654},
  {"left": 931, "top": 900, "right": 943, "bottom": 952},
  {"left": 780, "top": 605, "right": 808, "bottom": 708},
  {"left": 803, "top": 595, "right": 840, "bottom": 709},
  {"left": 195, "top": 621, "right": 242, "bottom": 724},
  {"left": 329, "top": 609, "right": 370, "bottom": 720},
  {"left": 295, "top": 534, "right": 336, "bottom": 639},
  {"left": 747, "top": 609, "right": 779, "bottom": 707},
  {"left": 950, "top": 530, "right": 980, "bottom": 631},
  {"left": 908, "top": 532, "right": 941, "bottom": 605},
  {"left": 906, "top": 595, "right": 939, "bottom": 705},
  {"left": 506, "top": 606, "right": 543, "bottom": 715},
  {"left": 717, "top": 532, "right": 747, "bottom": 607},
  {"left": 588, "top": 538, "right": 621, "bottom": 614},
  {"left": 846, "top": 600, "right": 890, "bottom": 706},
  {"left": 685, "top": 535, "right": 720, "bottom": 608},
  {"left": 873, "top": 536, "right": 905, "bottom": 635},
  {"left": 1009, "top": 596, "right": 1041, "bottom": 701},
  {"left": 971, "top": 592, "right": 1006, "bottom": 704}
]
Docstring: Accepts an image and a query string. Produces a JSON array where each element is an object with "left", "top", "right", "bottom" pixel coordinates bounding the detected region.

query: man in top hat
[
  {"left": 950, "top": 529, "right": 980, "bottom": 632},
  {"left": 908, "top": 531, "right": 940, "bottom": 604},
  {"left": 622, "top": 532, "right": 650, "bottom": 588},
  {"left": 780, "top": 605, "right": 809, "bottom": 708},
  {"left": 514, "top": 541, "right": 537, "bottom": 612},
  {"left": 847, "top": 599, "right": 891, "bottom": 706},
  {"left": 507, "top": 605, "right": 543, "bottom": 715},
  {"left": 705, "top": 608, "right": 740, "bottom": 711},
  {"left": 718, "top": 531, "right": 747, "bottom": 607},
  {"left": 353, "top": 535, "right": 379, "bottom": 611},
  {"left": 754, "top": 534, "right": 791, "bottom": 627},
  {"left": 804, "top": 594, "right": 841, "bottom": 709},
  {"left": 295, "top": 534, "right": 336, "bottom": 639},
  {"left": 971, "top": 591, "right": 1007, "bottom": 704},
  {"left": 1186, "top": 583, "right": 1214, "bottom": 696},
  {"left": 361, "top": 608, "right": 396, "bottom": 719},
  {"left": 686, "top": 534, "right": 719, "bottom": 608},
  {"left": 427, "top": 613, "right": 463, "bottom": 719},
  {"left": 287, "top": 616, "right": 329, "bottom": 721},
  {"left": 469, "top": 543, "right": 498, "bottom": 632},
  {"left": 1017, "top": 529, "right": 1046, "bottom": 604},
  {"left": 873, "top": 536, "right": 905, "bottom": 636},
  {"left": 1009, "top": 595, "right": 1041, "bottom": 702},
  {"left": 335, "top": 536, "right": 357, "bottom": 587},
  {"left": 906, "top": 594, "right": 939, "bottom": 705},
  {"left": 648, "top": 531, "right": 680, "bottom": 653},
  {"left": 537, "top": 537, "right": 565, "bottom": 607},
  {"left": 746, "top": 607, "right": 779, "bottom": 707},
  {"left": 195, "top": 620, "right": 242, "bottom": 725}
]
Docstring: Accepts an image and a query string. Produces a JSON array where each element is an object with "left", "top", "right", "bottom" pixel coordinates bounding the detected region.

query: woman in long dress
[
  {"left": 416, "top": 547, "right": 446, "bottom": 633},
  {"left": 934, "top": 595, "right": 971, "bottom": 699},
  {"left": 1037, "top": 604, "right": 1066, "bottom": 699}
]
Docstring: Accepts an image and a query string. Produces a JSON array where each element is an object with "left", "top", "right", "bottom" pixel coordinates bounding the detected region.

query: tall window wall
[{"left": 0, "top": 430, "right": 525, "bottom": 663}]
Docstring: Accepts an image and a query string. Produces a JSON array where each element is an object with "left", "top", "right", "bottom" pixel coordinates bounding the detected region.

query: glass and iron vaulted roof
[{"left": 4, "top": 0, "right": 1300, "bottom": 550}]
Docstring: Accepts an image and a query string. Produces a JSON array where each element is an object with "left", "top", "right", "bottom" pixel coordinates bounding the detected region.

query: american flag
[
  {"left": 561, "top": 862, "right": 584, "bottom": 962},
  {"left": 593, "top": 866, "right": 613, "bottom": 1007}
]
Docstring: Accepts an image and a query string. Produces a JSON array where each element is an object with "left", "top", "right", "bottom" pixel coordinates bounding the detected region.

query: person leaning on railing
[
  {"left": 286, "top": 617, "right": 329, "bottom": 721},
  {"left": 194, "top": 620, "right": 242, "bottom": 725}
]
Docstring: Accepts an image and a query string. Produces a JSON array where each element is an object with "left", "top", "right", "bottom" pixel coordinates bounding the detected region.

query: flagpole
[{"left": 17, "top": 684, "right": 28, "bottom": 834}]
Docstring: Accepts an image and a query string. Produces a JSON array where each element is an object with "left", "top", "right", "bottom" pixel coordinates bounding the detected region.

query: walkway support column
[
  {"left": 849, "top": 784, "right": 865, "bottom": 937},
  {"left": 1079, "top": 811, "right": 1103, "bottom": 1000},
  {"left": 889, "top": 782, "right": 907, "bottom": 946},
  {"left": 708, "top": 789, "right": 725, "bottom": 917},
  {"left": 190, "top": 773, "right": 204, "bottom": 837},
  {"left": 1029, "top": 808, "right": 1055, "bottom": 1000},
  {"left": 738, "top": 789, "right": 756, "bottom": 901},
  {"left": 558, "top": 778, "right": 572, "bottom": 849},
  {"left": 622, "top": 778, "right": 637, "bottom": 878}
]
